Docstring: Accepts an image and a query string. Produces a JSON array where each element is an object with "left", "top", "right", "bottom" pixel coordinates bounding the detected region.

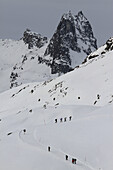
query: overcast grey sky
[{"left": 0, "top": 0, "right": 113, "bottom": 46}]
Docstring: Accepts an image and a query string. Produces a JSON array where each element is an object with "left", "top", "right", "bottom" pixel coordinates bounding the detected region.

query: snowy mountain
[
  {"left": 43, "top": 11, "right": 97, "bottom": 74},
  {"left": 0, "top": 36, "right": 113, "bottom": 170},
  {"left": 0, "top": 11, "right": 113, "bottom": 170},
  {"left": 0, "top": 11, "right": 97, "bottom": 92}
]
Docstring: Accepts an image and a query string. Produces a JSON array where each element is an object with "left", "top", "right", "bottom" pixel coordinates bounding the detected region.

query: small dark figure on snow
[
  {"left": 48, "top": 146, "right": 50, "bottom": 152},
  {"left": 94, "top": 100, "right": 97, "bottom": 105},
  {"left": 72, "top": 158, "right": 77, "bottom": 164},
  {"left": 97, "top": 94, "right": 100, "bottom": 99},
  {"left": 55, "top": 119, "right": 57, "bottom": 123},
  {"left": 64, "top": 117, "right": 67, "bottom": 122},
  {"left": 65, "top": 155, "right": 68, "bottom": 160},
  {"left": 69, "top": 116, "right": 72, "bottom": 121},
  {"left": 60, "top": 118, "right": 63, "bottom": 122},
  {"left": 74, "top": 159, "right": 77, "bottom": 164},
  {"left": 23, "top": 129, "right": 26, "bottom": 134}
]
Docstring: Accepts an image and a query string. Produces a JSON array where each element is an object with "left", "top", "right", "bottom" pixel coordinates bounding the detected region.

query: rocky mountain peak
[
  {"left": 43, "top": 11, "right": 97, "bottom": 74},
  {"left": 23, "top": 29, "right": 48, "bottom": 49},
  {"left": 76, "top": 11, "right": 86, "bottom": 21},
  {"left": 62, "top": 10, "right": 73, "bottom": 20},
  {"left": 75, "top": 11, "right": 97, "bottom": 50}
]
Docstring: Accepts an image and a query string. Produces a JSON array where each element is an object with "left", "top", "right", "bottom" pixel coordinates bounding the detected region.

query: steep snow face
[{"left": 43, "top": 11, "right": 97, "bottom": 74}]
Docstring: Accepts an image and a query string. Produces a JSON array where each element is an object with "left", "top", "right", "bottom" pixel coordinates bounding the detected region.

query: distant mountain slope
[
  {"left": 1, "top": 37, "right": 113, "bottom": 110},
  {"left": 0, "top": 11, "right": 97, "bottom": 92}
]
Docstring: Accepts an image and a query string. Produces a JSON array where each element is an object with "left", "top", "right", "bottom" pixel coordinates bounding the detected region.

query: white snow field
[
  {"left": 0, "top": 39, "right": 29, "bottom": 92},
  {"left": 0, "top": 42, "right": 113, "bottom": 170}
]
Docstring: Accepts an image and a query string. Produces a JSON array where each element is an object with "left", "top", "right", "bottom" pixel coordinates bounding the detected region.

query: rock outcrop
[
  {"left": 23, "top": 29, "right": 48, "bottom": 49},
  {"left": 83, "top": 37, "right": 113, "bottom": 63}
]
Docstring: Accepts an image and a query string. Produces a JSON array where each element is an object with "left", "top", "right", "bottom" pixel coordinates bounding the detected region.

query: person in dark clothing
[
  {"left": 60, "top": 118, "right": 63, "bottom": 122},
  {"left": 64, "top": 117, "right": 67, "bottom": 122},
  {"left": 72, "top": 158, "right": 77, "bottom": 164},
  {"left": 23, "top": 129, "right": 26, "bottom": 134},
  {"left": 69, "top": 116, "right": 72, "bottom": 121},
  {"left": 55, "top": 119, "right": 57, "bottom": 123},
  {"left": 74, "top": 159, "right": 77, "bottom": 164},
  {"left": 65, "top": 155, "right": 68, "bottom": 160},
  {"left": 48, "top": 146, "right": 50, "bottom": 152},
  {"left": 72, "top": 158, "right": 74, "bottom": 164}
]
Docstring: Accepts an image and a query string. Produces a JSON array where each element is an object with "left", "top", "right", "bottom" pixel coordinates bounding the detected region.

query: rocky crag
[{"left": 42, "top": 11, "right": 97, "bottom": 74}]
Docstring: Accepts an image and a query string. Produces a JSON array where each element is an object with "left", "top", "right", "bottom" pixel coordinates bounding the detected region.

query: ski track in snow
[{"left": 19, "top": 120, "right": 98, "bottom": 170}]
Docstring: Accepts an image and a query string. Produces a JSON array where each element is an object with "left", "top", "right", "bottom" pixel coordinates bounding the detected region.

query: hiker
[
  {"left": 72, "top": 158, "right": 77, "bottom": 164},
  {"left": 97, "top": 94, "right": 100, "bottom": 99},
  {"left": 94, "top": 100, "right": 97, "bottom": 105},
  {"left": 69, "top": 116, "right": 72, "bottom": 121},
  {"left": 74, "top": 158, "right": 77, "bottom": 164},
  {"left": 23, "top": 129, "right": 26, "bottom": 134},
  {"left": 64, "top": 117, "right": 67, "bottom": 122},
  {"left": 65, "top": 155, "right": 68, "bottom": 160},
  {"left": 60, "top": 118, "right": 63, "bottom": 122},
  {"left": 55, "top": 119, "right": 57, "bottom": 123},
  {"left": 48, "top": 146, "right": 50, "bottom": 152}
]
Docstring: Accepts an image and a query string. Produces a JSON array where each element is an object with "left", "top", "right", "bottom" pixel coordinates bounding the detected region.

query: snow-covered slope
[
  {"left": 0, "top": 38, "right": 113, "bottom": 170},
  {"left": 9, "top": 41, "right": 58, "bottom": 89},
  {"left": 0, "top": 40, "right": 113, "bottom": 111},
  {"left": 0, "top": 102, "right": 113, "bottom": 170},
  {"left": 0, "top": 39, "right": 29, "bottom": 92},
  {"left": 0, "top": 36, "right": 57, "bottom": 92}
]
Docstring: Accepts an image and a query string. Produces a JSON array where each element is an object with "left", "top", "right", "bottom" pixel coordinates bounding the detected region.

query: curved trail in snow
[{"left": 19, "top": 123, "right": 98, "bottom": 170}]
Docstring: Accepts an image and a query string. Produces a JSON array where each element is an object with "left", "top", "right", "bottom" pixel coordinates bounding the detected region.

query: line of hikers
[
  {"left": 65, "top": 154, "right": 77, "bottom": 164},
  {"left": 54, "top": 116, "right": 72, "bottom": 123},
  {"left": 22, "top": 130, "right": 77, "bottom": 165},
  {"left": 48, "top": 146, "right": 77, "bottom": 164}
]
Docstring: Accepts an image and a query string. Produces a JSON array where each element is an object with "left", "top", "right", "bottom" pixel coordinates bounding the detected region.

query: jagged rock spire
[
  {"left": 44, "top": 11, "right": 97, "bottom": 74},
  {"left": 75, "top": 11, "right": 97, "bottom": 50}
]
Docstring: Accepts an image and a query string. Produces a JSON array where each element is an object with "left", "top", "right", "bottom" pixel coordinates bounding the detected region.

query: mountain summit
[
  {"left": 0, "top": 11, "right": 98, "bottom": 91},
  {"left": 43, "top": 11, "right": 97, "bottom": 74}
]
